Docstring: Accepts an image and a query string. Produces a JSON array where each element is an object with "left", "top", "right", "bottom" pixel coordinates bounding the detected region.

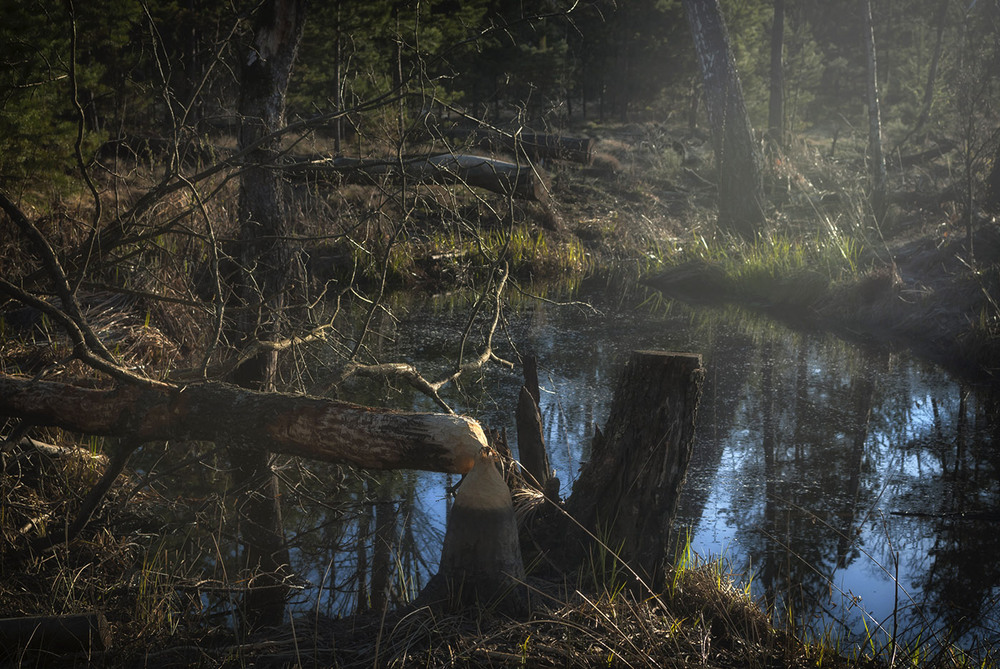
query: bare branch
[
  {"left": 333, "top": 265, "right": 514, "bottom": 411},
  {"left": 0, "top": 190, "right": 118, "bottom": 366},
  {"left": 0, "top": 276, "right": 171, "bottom": 389}
]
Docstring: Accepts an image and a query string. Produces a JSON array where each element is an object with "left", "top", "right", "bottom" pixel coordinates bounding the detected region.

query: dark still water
[
  {"left": 142, "top": 279, "right": 997, "bottom": 658},
  {"left": 313, "top": 279, "right": 1000, "bottom": 657}
]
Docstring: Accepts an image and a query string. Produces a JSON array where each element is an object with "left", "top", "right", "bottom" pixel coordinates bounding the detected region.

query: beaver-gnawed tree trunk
[
  {"left": 682, "top": 0, "right": 766, "bottom": 238},
  {"left": 415, "top": 449, "right": 527, "bottom": 615},
  {"left": 228, "top": 0, "right": 307, "bottom": 631},
  {"left": 0, "top": 375, "right": 488, "bottom": 473}
]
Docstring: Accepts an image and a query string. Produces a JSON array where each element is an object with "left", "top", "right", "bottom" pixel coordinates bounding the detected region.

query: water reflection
[
  {"left": 689, "top": 331, "right": 1000, "bottom": 654},
  {"left": 357, "top": 281, "right": 1000, "bottom": 655},
  {"left": 135, "top": 280, "right": 1000, "bottom": 656}
]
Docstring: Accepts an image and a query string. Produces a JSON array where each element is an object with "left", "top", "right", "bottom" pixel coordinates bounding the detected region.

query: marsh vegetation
[{"left": 2, "top": 0, "right": 1000, "bottom": 666}]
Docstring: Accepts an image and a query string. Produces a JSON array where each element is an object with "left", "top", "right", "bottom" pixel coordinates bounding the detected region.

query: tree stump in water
[
  {"left": 516, "top": 354, "right": 552, "bottom": 493},
  {"left": 566, "top": 351, "right": 704, "bottom": 591},
  {"left": 416, "top": 449, "right": 526, "bottom": 614},
  {"left": 517, "top": 385, "right": 558, "bottom": 497}
]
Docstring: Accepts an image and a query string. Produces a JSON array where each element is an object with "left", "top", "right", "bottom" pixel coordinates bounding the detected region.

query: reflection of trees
[
  {"left": 889, "top": 389, "right": 1000, "bottom": 647},
  {"left": 670, "top": 325, "right": 1000, "bottom": 651},
  {"left": 718, "top": 329, "right": 886, "bottom": 629},
  {"left": 471, "top": 290, "right": 1000, "bottom": 652},
  {"left": 835, "top": 360, "right": 877, "bottom": 570},
  {"left": 675, "top": 315, "right": 755, "bottom": 545},
  {"left": 277, "top": 467, "right": 445, "bottom": 617},
  {"left": 128, "top": 287, "right": 1000, "bottom": 648}
]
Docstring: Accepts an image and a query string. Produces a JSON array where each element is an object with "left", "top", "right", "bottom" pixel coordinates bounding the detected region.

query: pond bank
[{"left": 645, "top": 223, "right": 1000, "bottom": 382}]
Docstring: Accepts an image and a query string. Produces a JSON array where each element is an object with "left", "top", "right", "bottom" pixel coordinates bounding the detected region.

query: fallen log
[
  {"left": 447, "top": 129, "right": 595, "bottom": 164},
  {"left": 0, "top": 374, "right": 486, "bottom": 474},
  {"left": 0, "top": 611, "right": 112, "bottom": 654},
  {"left": 288, "top": 153, "right": 547, "bottom": 201},
  {"left": 511, "top": 132, "right": 594, "bottom": 164},
  {"left": 893, "top": 138, "right": 957, "bottom": 168}
]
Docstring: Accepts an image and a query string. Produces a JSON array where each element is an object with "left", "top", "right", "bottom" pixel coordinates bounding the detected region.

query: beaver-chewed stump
[
  {"left": 564, "top": 351, "right": 704, "bottom": 592},
  {"left": 415, "top": 449, "right": 527, "bottom": 615}
]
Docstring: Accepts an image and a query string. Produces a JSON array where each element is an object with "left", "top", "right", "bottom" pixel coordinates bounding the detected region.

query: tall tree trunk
[
  {"left": 333, "top": 0, "right": 343, "bottom": 155},
  {"left": 230, "top": 0, "right": 307, "bottom": 631},
  {"left": 682, "top": 0, "right": 767, "bottom": 238},
  {"left": 863, "top": 0, "right": 888, "bottom": 224},
  {"left": 896, "top": 0, "right": 948, "bottom": 151},
  {"left": 768, "top": 0, "right": 785, "bottom": 147}
]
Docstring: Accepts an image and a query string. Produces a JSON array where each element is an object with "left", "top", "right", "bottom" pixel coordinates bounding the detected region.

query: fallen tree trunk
[
  {"left": 0, "top": 611, "right": 112, "bottom": 654},
  {"left": 0, "top": 374, "right": 486, "bottom": 474},
  {"left": 447, "top": 129, "right": 595, "bottom": 164},
  {"left": 289, "top": 154, "right": 547, "bottom": 201},
  {"left": 893, "top": 138, "right": 957, "bottom": 168}
]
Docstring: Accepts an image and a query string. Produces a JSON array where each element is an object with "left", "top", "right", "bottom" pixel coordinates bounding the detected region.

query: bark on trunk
[
  {"left": 863, "top": 0, "right": 888, "bottom": 224},
  {"left": 516, "top": 385, "right": 550, "bottom": 492},
  {"left": 565, "top": 351, "right": 704, "bottom": 591},
  {"left": 229, "top": 0, "right": 307, "bottom": 629},
  {"left": 0, "top": 375, "right": 487, "bottom": 474},
  {"left": 682, "top": 0, "right": 766, "bottom": 237}
]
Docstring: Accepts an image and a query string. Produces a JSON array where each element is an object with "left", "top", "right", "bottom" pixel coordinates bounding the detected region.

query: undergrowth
[
  {"left": 3, "top": 119, "right": 999, "bottom": 667},
  {"left": 3, "top": 409, "right": 991, "bottom": 667}
]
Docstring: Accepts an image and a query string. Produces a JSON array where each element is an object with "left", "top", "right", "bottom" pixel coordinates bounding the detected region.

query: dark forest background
[{"left": 2, "top": 0, "right": 997, "bottom": 185}]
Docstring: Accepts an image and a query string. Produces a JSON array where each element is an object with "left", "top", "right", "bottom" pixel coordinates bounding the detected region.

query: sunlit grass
[
  {"left": 342, "top": 223, "right": 593, "bottom": 286},
  {"left": 639, "top": 224, "right": 866, "bottom": 310},
  {"left": 684, "top": 230, "right": 861, "bottom": 282}
]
